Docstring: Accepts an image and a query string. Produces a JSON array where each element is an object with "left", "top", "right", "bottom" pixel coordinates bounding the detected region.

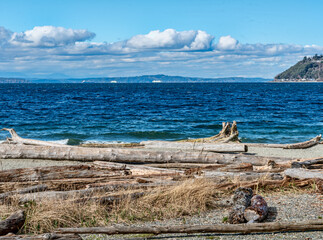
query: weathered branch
[
  {"left": 0, "top": 185, "right": 48, "bottom": 203},
  {"left": 56, "top": 219, "right": 323, "bottom": 235},
  {"left": 283, "top": 135, "right": 321, "bottom": 149},
  {"left": 1, "top": 128, "right": 67, "bottom": 147}
]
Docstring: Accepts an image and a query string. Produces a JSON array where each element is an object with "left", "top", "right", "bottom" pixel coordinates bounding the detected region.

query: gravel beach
[{"left": 84, "top": 193, "right": 323, "bottom": 240}]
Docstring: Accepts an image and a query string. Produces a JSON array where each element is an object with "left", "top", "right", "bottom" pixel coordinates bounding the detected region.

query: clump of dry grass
[
  {"left": 110, "top": 178, "right": 220, "bottom": 222},
  {"left": 0, "top": 179, "right": 219, "bottom": 234}
]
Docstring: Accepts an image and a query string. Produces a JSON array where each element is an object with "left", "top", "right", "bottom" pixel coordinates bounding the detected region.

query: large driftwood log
[
  {"left": 228, "top": 187, "right": 253, "bottom": 224},
  {"left": 0, "top": 234, "right": 81, "bottom": 240},
  {"left": 179, "top": 121, "right": 240, "bottom": 143},
  {"left": 0, "top": 144, "right": 289, "bottom": 165},
  {"left": 0, "top": 211, "right": 25, "bottom": 236},
  {"left": 1, "top": 128, "right": 67, "bottom": 147},
  {"left": 284, "top": 168, "right": 323, "bottom": 180},
  {"left": 0, "top": 185, "right": 48, "bottom": 203},
  {"left": 56, "top": 219, "right": 323, "bottom": 235},
  {"left": 283, "top": 135, "right": 321, "bottom": 149},
  {"left": 0, "top": 165, "right": 127, "bottom": 182},
  {"left": 92, "top": 161, "right": 182, "bottom": 175},
  {"left": 141, "top": 141, "right": 247, "bottom": 152}
]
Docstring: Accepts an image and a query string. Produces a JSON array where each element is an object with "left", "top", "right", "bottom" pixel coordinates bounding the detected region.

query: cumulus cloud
[
  {"left": 10, "top": 26, "right": 95, "bottom": 47},
  {"left": 217, "top": 35, "right": 239, "bottom": 50},
  {"left": 124, "top": 29, "right": 214, "bottom": 51}
]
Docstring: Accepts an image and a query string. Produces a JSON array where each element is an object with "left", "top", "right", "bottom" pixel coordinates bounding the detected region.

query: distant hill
[
  {"left": 0, "top": 75, "right": 271, "bottom": 83},
  {"left": 32, "top": 75, "right": 270, "bottom": 83},
  {"left": 274, "top": 54, "right": 323, "bottom": 82},
  {"left": 0, "top": 77, "right": 30, "bottom": 83}
]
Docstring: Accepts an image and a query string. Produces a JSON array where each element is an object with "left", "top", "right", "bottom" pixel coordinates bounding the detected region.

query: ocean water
[{"left": 0, "top": 83, "right": 322, "bottom": 144}]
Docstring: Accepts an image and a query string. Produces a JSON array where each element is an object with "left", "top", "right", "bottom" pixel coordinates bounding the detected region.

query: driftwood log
[
  {"left": 244, "top": 195, "right": 268, "bottom": 223},
  {"left": 228, "top": 187, "right": 253, "bottom": 224},
  {"left": 283, "top": 135, "right": 321, "bottom": 149},
  {"left": 0, "top": 165, "right": 127, "bottom": 182},
  {"left": 284, "top": 168, "right": 323, "bottom": 180},
  {"left": 180, "top": 121, "right": 240, "bottom": 143},
  {"left": 291, "top": 158, "right": 323, "bottom": 169},
  {"left": 141, "top": 141, "right": 247, "bottom": 152},
  {"left": 0, "top": 211, "right": 25, "bottom": 236},
  {"left": 1, "top": 128, "right": 66, "bottom": 147},
  {"left": 0, "top": 185, "right": 48, "bottom": 203},
  {"left": 56, "top": 219, "right": 323, "bottom": 235},
  {"left": 0, "top": 144, "right": 290, "bottom": 165},
  {"left": 0, "top": 234, "right": 81, "bottom": 240}
]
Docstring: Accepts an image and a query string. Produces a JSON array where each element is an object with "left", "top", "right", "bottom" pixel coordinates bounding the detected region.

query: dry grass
[
  {"left": 110, "top": 178, "right": 220, "bottom": 222},
  {"left": 0, "top": 177, "right": 320, "bottom": 234},
  {"left": 0, "top": 179, "right": 220, "bottom": 234}
]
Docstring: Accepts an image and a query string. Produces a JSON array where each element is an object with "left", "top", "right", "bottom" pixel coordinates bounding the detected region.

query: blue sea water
[{"left": 0, "top": 83, "right": 322, "bottom": 144}]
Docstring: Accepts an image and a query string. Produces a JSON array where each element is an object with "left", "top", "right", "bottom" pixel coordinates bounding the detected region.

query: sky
[{"left": 0, "top": 0, "right": 322, "bottom": 79}]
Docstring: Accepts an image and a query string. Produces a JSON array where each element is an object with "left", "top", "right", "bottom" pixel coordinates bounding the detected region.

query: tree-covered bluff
[{"left": 274, "top": 54, "right": 323, "bottom": 82}]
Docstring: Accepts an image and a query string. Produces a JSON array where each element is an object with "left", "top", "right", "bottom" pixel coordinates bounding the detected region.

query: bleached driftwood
[
  {"left": 93, "top": 161, "right": 183, "bottom": 175},
  {"left": 0, "top": 185, "right": 48, "bottom": 203},
  {"left": 283, "top": 135, "right": 321, "bottom": 149},
  {"left": 1, "top": 128, "right": 67, "bottom": 147},
  {"left": 56, "top": 219, "right": 323, "bottom": 235},
  {"left": 180, "top": 121, "right": 240, "bottom": 143},
  {"left": 0, "top": 165, "right": 127, "bottom": 182},
  {"left": 284, "top": 168, "right": 323, "bottom": 180},
  {"left": 141, "top": 141, "right": 247, "bottom": 152},
  {"left": 0, "top": 144, "right": 288, "bottom": 165},
  {"left": 0, "top": 211, "right": 25, "bottom": 236},
  {"left": 0, "top": 234, "right": 81, "bottom": 240}
]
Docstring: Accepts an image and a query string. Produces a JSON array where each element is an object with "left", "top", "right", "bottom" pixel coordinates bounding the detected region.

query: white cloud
[
  {"left": 125, "top": 29, "right": 214, "bottom": 51},
  {"left": 10, "top": 26, "right": 95, "bottom": 47},
  {"left": 217, "top": 35, "right": 239, "bottom": 50}
]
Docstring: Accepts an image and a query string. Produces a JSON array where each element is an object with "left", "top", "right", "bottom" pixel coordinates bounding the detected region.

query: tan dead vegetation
[{"left": 0, "top": 177, "right": 320, "bottom": 235}]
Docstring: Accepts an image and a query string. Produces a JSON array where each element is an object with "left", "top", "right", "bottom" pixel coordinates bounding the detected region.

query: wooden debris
[
  {"left": 141, "top": 141, "right": 247, "bottom": 152},
  {"left": 283, "top": 135, "right": 321, "bottom": 149},
  {"left": 1, "top": 128, "right": 67, "bottom": 147},
  {"left": 56, "top": 219, "right": 323, "bottom": 235},
  {"left": 284, "top": 168, "right": 323, "bottom": 180},
  {"left": 0, "top": 185, "right": 48, "bottom": 203},
  {"left": 0, "top": 211, "right": 25, "bottom": 236},
  {"left": 0, "top": 144, "right": 288, "bottom": 164},
  {"left": 244, "top": 195, "right": 268, "bottom": 223},
  {"left": 0, "top": 234, "right": 81, "bottom": 240},
  {"left": 291, "top": 158, "right": 323, "bottom": 169},
  {"left": 93, "top": 161, "right": 182, "bottom": 175},
  {"left": 0, "top": 165, "right": 126, "bottom": 182},
  {"left": 228, "top": 187, "right": 253, "bottom": 224},
  {"left": 180, "top": 121, "right": 240, "bottom": 143}
]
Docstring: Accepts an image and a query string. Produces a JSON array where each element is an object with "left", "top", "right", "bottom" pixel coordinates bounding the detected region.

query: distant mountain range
[
  {"left": 274, "top": 54, "right": 323, "bottom": 82},
  {"left": 0, "top": 74, "right": 271, "bottom": 83}
]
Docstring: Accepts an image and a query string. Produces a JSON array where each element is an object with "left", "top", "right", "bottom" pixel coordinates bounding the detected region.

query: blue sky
[{"left": 0, "top": 0, "right": 322, "bottom": 78}]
